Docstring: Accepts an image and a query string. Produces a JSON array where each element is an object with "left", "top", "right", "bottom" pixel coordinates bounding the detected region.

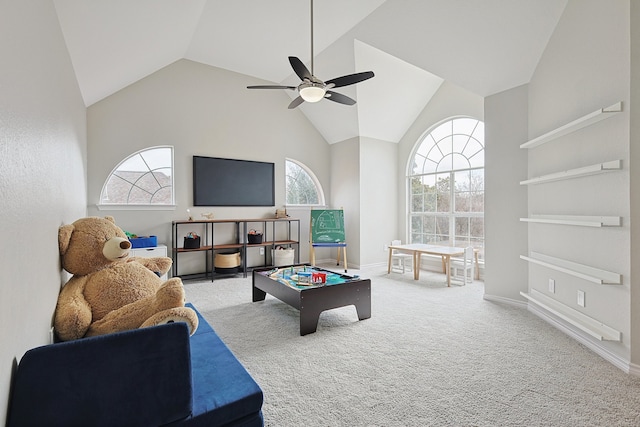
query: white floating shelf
[
  {"left": 520, "top": 215, "right": 622, "bottom": 227},
  {"left": 520, "top": 102, "right": 622, "bottom": 149},
  {"left": 520, "top": 159, "right": 621, "bottom": 185},
  {"left": 520, "top": 251, "right": 621, "bottom": 285},
  {"left": 521, "top": 289, "right": 621, "bottom": 341}
]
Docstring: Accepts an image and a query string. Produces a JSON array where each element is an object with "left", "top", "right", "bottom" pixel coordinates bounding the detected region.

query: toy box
[{"left": 129, "top": 235, "right": 158, "bottom": 248}]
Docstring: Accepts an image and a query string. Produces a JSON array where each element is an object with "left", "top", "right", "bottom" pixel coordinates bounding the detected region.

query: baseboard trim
[
  {"left": 313, "top": 258, "right": 361, "bottom": 271},
  {"left": 483, "top": 293, "right": 527, "bottom": 308},
  {"left": 360, "top": 262, "right": 386, "bottom": 270},
  {"left": 629, "top": 362, "right": 640, "bottom": 376},
  {"left": 525, "top": 302, "right": 632, "bottom": 375}
]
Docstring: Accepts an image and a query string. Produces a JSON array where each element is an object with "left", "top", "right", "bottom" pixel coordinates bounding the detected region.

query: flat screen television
[{"left": 193, "top": 156, "right": 275, "bottom": 206}]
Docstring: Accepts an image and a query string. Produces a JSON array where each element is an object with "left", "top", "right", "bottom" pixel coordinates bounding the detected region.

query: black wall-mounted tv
[{"left": 193, "top": 156, "right": 275, "bottom": 206}]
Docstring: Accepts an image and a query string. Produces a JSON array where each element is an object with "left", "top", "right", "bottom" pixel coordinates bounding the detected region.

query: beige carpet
[{"left": 184, "top": 267, "right": 640, "bottom": 427}]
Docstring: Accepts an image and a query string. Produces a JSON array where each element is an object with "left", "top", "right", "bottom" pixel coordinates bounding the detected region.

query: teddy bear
[{"left": 54, "top": 216, "right": 198, "bottom": 341}]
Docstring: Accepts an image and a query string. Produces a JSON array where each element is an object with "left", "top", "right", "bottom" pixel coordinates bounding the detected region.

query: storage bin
[
  {"left": 272, "top": 248, "right": 295, "bottom": 267},
  {"left": 130, "top": 235, "right": 157, "bottom": 248},
  {"left": 183, "top": 237, "right": 201, "bottom": 249},
  {"left": 247, "top": 232, "right": 263, "bottom": 244}
]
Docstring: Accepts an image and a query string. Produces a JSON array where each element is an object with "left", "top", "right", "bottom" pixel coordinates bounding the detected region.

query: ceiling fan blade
[
  {"left": 325, "top": 71, "right": 374, "bottom": 89},
  {"left": 247, "top": 85, "right": 296, "bottom": 90},
  {"left": 288, "top": 96, "right": 305, "bottom": 109},
  {"left": 325, "top": 91, "right": 356, "bottom": 106},
  {"left": 289, "top": 56, "right": 313, "bottom": 81}
]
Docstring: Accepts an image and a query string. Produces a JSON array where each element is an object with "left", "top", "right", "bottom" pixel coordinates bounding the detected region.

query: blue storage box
[{"left": 129, "top": 235, "right": 157, "bottom": 248}]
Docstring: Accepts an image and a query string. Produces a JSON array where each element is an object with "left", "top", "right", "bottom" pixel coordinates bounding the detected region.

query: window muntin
[
  {"left": 285, "top": 158, "right": 324, "bottom": 206},
  {"left": 100, "top": 146, "right": 174, "bottom": 207},
  {"left": 409, "top": 118, "right": 484, "bottom": 250}
]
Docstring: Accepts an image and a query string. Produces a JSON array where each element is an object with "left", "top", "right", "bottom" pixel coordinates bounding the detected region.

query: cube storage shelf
[{"left": 172, "top": 218, "right": 300, "bottom": 281}]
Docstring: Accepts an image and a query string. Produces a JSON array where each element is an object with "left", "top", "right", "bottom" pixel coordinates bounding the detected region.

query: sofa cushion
[
  {"left": 176, "top": 304, "right": 263, "bottom": 426},
  {"left": 7, "top": 322, "right": 192, "bottom": 427}
]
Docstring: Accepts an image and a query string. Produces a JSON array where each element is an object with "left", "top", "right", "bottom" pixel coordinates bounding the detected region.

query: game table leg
[
  {"left": 299, "top": 309, "right": 322, "bottom": 336},
  {"left": 252, "top": 285, "right": 266, "bottom": 302},
  {"left": 354, "top": 298, "right": 371, "bottom": 321}
]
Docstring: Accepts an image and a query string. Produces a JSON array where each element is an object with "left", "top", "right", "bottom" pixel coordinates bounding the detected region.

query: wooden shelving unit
[
  {"left": 519, "top": 160, "right": 621, "bottom": 185},
  {"left": 520, "top": 215, "right": 621, "bottom": 227},
  {"left": 520, "top": 289, "right": 621, "bottom": 342},
  {"left": 520, "top": 102, "right": 622, "bottom": 149},
  {"left": 172, "top": 218, "right": 300, "bottom": 281},
  {"left": 520, "top": 252, "right": 621, "bottom": 285}
]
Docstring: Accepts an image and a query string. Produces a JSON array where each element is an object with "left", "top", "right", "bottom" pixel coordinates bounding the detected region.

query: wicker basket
[{"left": 214, "top": 252, "right": 241, "bottom": 268}]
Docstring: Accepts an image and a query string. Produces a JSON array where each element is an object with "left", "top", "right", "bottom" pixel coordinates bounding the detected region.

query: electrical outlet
[
  {"left": 577, "top": 290, "right": 585, "bottom": 307},
  {"left": 259, "top": 247, "right": 265, "bottom": 255},
  {"left": 548, "top": 279, "right": 555, "bottom": 293},
  {"left": 383, "top": 244, "right": 389, "bottom": 251}
]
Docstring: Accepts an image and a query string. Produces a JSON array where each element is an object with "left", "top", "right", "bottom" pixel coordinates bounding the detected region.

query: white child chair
[
  {"left": 450, "top": 246, "right": 474, "bottom": 284},
  {"left": 390, "top": 240, "right": 413, "bottom": 274}
]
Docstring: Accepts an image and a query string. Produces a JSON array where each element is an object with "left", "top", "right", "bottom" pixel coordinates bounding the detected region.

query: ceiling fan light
[{"left": 299, "top": 83, "right": 326, "bottom": 102}]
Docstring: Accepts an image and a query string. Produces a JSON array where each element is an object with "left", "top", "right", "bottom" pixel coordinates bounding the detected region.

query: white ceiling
[{"left": 53, "top": 0, "right": 568, "bottom": 144}]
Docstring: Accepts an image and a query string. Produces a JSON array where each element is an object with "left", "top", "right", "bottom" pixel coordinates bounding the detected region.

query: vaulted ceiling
[{"left": 53, "top": 0, "right": 567, "bottom": 144}]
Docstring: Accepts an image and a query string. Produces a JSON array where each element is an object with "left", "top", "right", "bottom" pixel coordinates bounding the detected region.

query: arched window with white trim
[
  {"left": 100, "top": 146, "right": 174, "bottom": 207},
  {"left": 285, "top": 158, "right": 324, "bottom": 206},
  {"left": 408, "top": 118, "right": 484, "bottom": 251}
]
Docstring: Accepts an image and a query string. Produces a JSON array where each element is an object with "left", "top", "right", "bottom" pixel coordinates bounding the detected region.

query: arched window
[
  {"left": 285, "top": 158, "right": 324, "bottom": 206},
  {"left": 409, "top": 118, "right": 484, "bottom": 250},
  {"left": 99, "top": 146, "right": 174, "bottom": 208}
]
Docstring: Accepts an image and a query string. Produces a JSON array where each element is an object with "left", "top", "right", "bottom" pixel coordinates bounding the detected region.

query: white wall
[
  {"left": 360, "top": 137, "right": 398, "bottom": 267},
  {"left": 630, "top": 0, "right": 640, "bottom": 369},
  {"left": 0, "top": 1, "right": 87, "bottom": 422},
  {"left": 484, "top": 85, "right": 529, "bottom": 302},
  {"left": 87, "top": 59, "right": 331, "bottom": 271},
  {"left": 526, "top": 0, "right": 631, "bottom": 360},
  {"left": 330, "top": 138, "right": 361, "bottom": 266}
]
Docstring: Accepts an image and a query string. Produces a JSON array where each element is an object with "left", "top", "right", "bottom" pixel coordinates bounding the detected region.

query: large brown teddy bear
[{"left": 54, "top": 216, "right": 198, "bottom": 341}]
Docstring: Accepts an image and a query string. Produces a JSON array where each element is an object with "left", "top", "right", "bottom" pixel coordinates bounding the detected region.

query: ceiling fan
[{"left": 247, "top": 0, "right": 374, "bottom": 109}]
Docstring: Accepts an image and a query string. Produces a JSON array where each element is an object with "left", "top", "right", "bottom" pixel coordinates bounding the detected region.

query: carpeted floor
[{"left": 184, "top": 266, "right": 640, "bottom": 427}]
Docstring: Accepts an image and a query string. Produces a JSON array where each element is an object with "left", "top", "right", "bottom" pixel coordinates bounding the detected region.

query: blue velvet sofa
[{"left": 7, "top": 304, "right": 263, "bottom": 426}]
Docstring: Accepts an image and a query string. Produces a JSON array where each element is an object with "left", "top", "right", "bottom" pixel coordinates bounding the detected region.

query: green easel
[{"left": 310, "top": 209, "right": 347, "bottom": 272}]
